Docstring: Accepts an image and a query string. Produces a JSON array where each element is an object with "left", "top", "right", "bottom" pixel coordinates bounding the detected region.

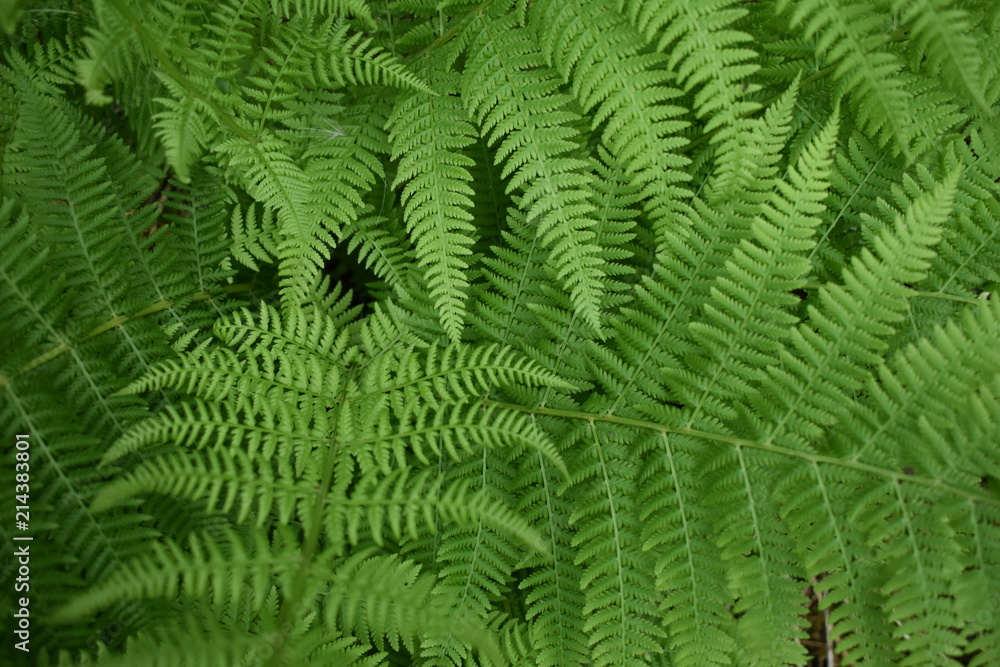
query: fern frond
[
  {"left": 0, "top": 381, "right": 156, "bottom": 645},
  {"left": 5, "top": 87, "right": 130, "bottom": 322},
  {"left": 323, "top": 19, "right": 432, "bottom": 92},
  {"left": 587, "top": 196, "right": 748, "bottom": 417},
  {"left": 0, "top": 203, "right": 70, "bottom": 371},
  {"left": 530, "top": 0, "right": 690, "bottom": 235},
  {"left": 3, "top": 85, "right": 168, "bottom": 425},
  {"left": 515, "top": 449, "right": 589, "bottom": 667},
  {"left": 214, "top": 301, "right": 356, "bottom": 366},
  {"left": 926, "top": 130, "right": 1000, "bottom": 297},
  {"left": 238, "top": 16, "right": 316, "bottom": 137},
  {"left": 10, "top": 2, "right": 1000, "bottom": 663},
  {"left": 389, "top": 62, "right": 477, "bottom": 340},
  {"left": 470, "top": 208, "right": 563, "bottom": 354},
  {"left": 160, "top": 169, "right": 238, "bottom": 312},
  {"left": 957, "top": 500, "right": 1000, "bottom": 666},
  {"left": 707, "top": 446, "right": 810, "bottom": 664},
  {"left": 341, "top": 466, "right": 548, "bottom": 554},
  {"left": 299, "top": 87, "right": 398, "bottom": 280},
  {"left": 567, "top": 422, "right": 664, "bottom": 666},
  {"left": 148, "top": 0, "right": 258, "bottom": 182},
  {"left": 620, "top": 0, "right": 759, "bottom": 138},
  {"left": 706, "top": 73, "right": 798, "bottom": 206},
  {"left": 215, "top": 132, "right": 325, "bottom": 302},
  {"left": 813, "top": 133, "right": 899, "bottom": 282},
  {"left": 41, "top": 614, "right": 279, "bottom": 667},
  {"left": 891, "top": 0, "right": 989, "bottom": 112},
  {"left": 343, "top": 209, "right": 413, "bottom": 288},
  {"left": 775, "top": 463, "right": 896, "bottom": 666},
  {"left": 75, "top": 0, "right": 141, "bottom": 105},
  {"left": 432, "top": 449, "right": 522, "bottom": 623},
  {"left": 271, "top": 0, "right": 377, "bottom": 31},
  {"left": 101, "top": 398, "right": 325, "bottom": 466},
  {"left": 758, "top": 170, "right": 959, "bottom": 446},
  {"left": 468, "top": 191, "right": 623, "bottom": 401},
  {"left": 298, "top": 630, "right": 388, "bottom": 667},
  {"left": 153, "top": 73, "right": 211, "bottom": 185},
  {"left": 860, "top": 485, "right": 966, "bottom": 665},
  {"left": 91, "top": 442, "right": 312, "bottom": 528},
  {"left": 462, "top": 7, "right": 606, "bottom": 330},
  {"left": 386, "top": 399, "right": 565, "bottom": 473},
  {"left": 776, "top": 0, "right": 912, "bottom": 156},
  {"left": 327, "top": 552, "right": 502, "bottom": 662},
  {"left": 231, "top": 202, "right": 280, "bottom": 272},
  {"left": 844, "top": 301, "right": 1000, "bottom": 489},
  {"left": 638, "top": 432, "right": 735, "bottom": 667},
  {"left": 806, "top": 301, "right": 1000, "bottom": 664},
  {"left": 363, "top": 342, "right": 576, "bottom": 401},
  {"left": 669, "top": 112, "right": 839, "bottom": 424},
  {"left": 51, "top": 528, "right": 281, "bottom": 623}
]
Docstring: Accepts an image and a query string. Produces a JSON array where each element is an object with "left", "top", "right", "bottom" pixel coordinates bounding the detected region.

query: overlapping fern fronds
[{"left": 1, "top": 1, "right": 999, "bottom": 666}]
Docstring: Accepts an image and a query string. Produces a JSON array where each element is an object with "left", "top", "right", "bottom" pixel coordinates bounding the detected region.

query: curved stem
[
  {"left": 487, "top": 400, "right": 999, "bottom": 506},
  {"left": 9, "top": 283, "right": 255, "bottom": 381}
]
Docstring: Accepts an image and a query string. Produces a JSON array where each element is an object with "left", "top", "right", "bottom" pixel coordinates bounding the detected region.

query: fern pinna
[{"left": 1, "top": 1, "right": 999, "bottom": 666}]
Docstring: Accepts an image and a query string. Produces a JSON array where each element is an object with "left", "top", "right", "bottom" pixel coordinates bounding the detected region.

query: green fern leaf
[
  {"left": 530, "top": 0, "right": 690, "bottom": 235},
  {"left": 758, "top": 170, "right": 959, "bottom": 446},
  {"left": 891, "top": 0, "right": 989, "bottom": 111},
  {"left": 389, "top": 62, "right": 477, "bottom": 340},
  {"left": 777, "top": 0, "right": 913, "bottom": 156},
  {"left": 462, "top": 7, "right": 606, "bottom": 330}
]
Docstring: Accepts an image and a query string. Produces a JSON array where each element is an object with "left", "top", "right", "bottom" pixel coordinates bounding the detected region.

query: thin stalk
[
  {"left": 487, "top": 400, "right": 999, "bottom": 506},
  {"left": 8, "top": 283, "right": 255, "bottom": 381}
]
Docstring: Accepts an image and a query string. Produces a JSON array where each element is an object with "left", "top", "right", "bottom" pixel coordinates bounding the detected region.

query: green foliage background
[{"left": 1, "top": 0, "right": 999, "bottom": 665}]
